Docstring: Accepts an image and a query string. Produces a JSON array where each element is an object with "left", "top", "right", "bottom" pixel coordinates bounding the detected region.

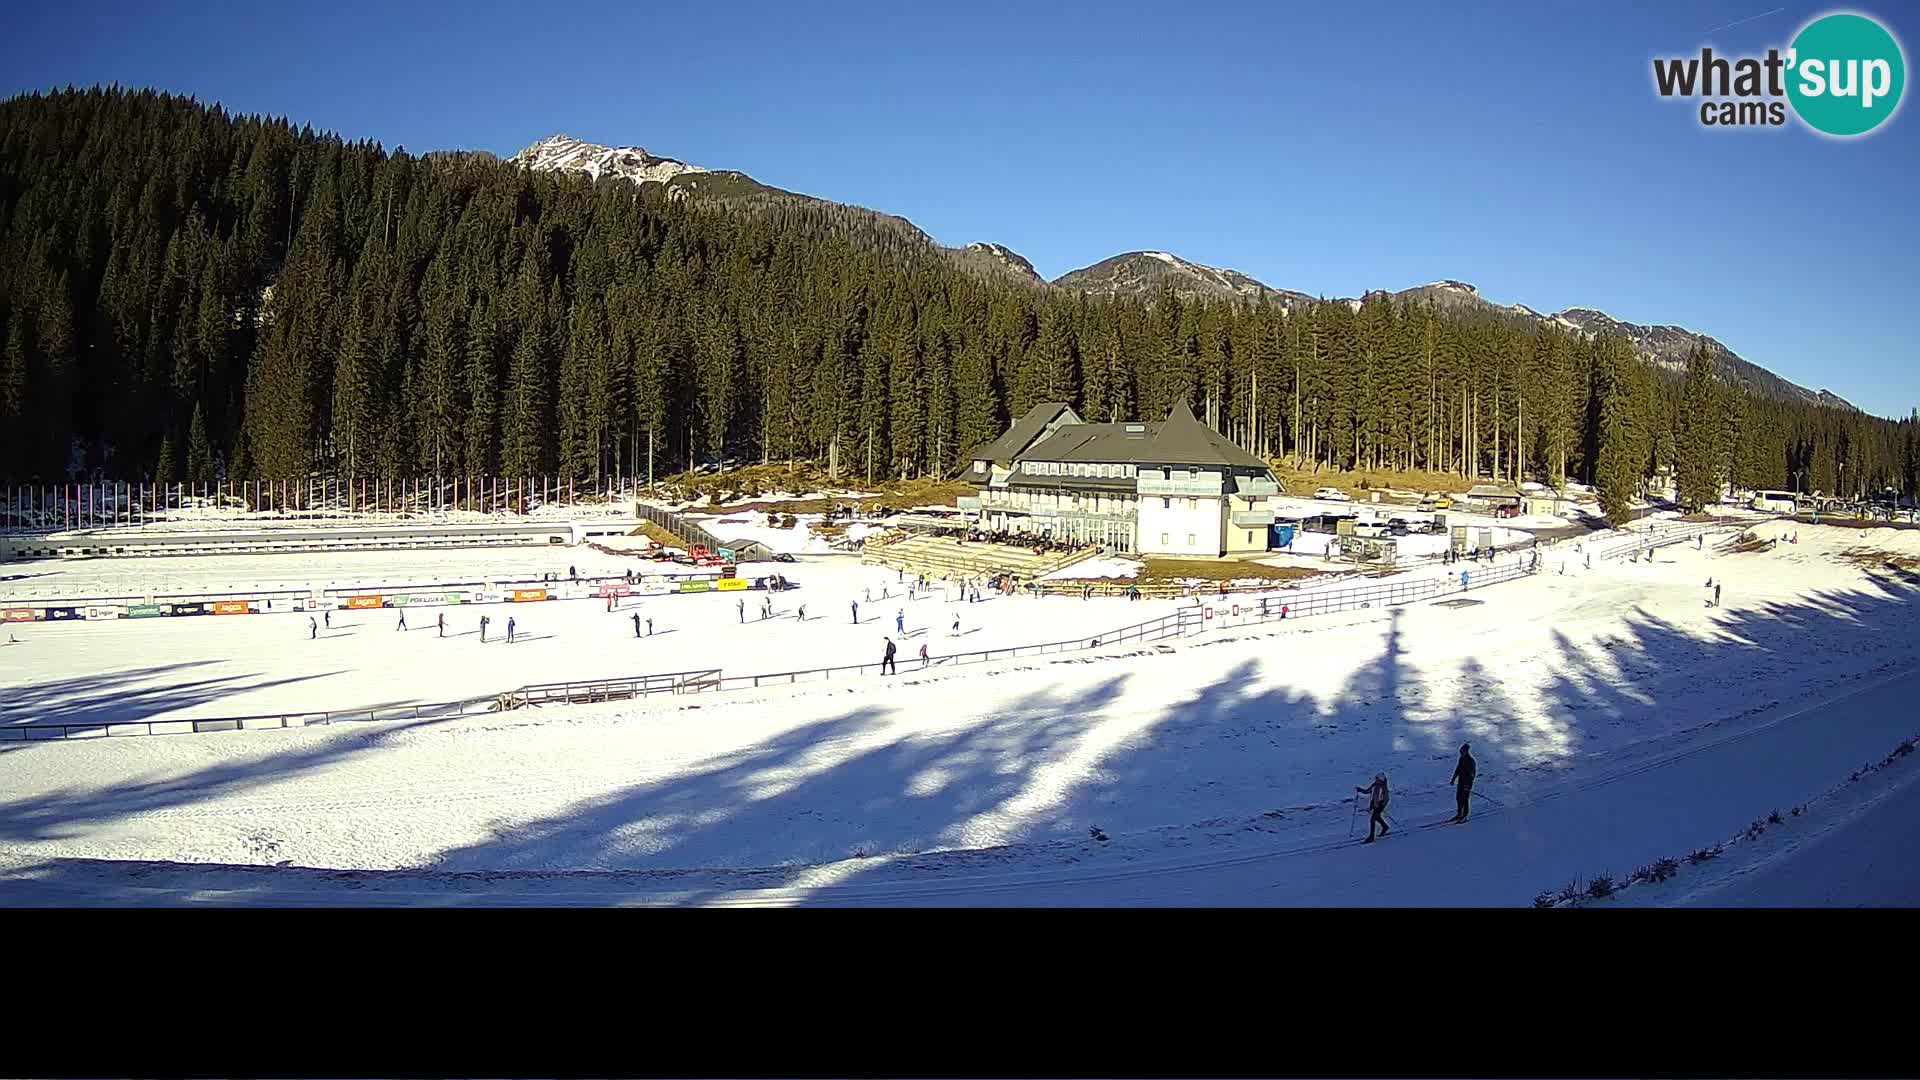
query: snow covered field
[
  {"left": 1, "top": 519, "right": 1915, "bottom": 905},
  {"left": 0, "top": 554, "right": 1192, "bottom": 725}
]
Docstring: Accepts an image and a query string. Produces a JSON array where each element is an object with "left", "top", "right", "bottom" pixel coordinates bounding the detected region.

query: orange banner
[
  {"left": 1, "top": 608, "right": 34, "bottom": 622},
  {"left": 346, "top": 595, "right": 383, "bottom": 609},
  {"left": 211, "top": 601, "right": 251, "bottom": 615},
  {"left": 511, "top": 588, "right": 548, "bottom": 602}
]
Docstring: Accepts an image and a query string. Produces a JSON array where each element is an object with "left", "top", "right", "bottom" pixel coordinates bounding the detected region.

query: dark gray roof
[
  {"left": 1020, "top": 401, "right": 1271, "bottom": 469},
  {"left": 975, "top": 402, "right": 1078, "bottom": 464}
]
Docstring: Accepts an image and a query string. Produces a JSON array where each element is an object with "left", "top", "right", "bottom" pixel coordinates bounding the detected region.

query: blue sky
[{"left": 5, "top": 0, "right": 1917, "bottom": 417}]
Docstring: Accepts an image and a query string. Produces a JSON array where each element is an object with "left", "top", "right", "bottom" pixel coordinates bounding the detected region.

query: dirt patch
[
  {"left": 641, "top": 462, "right": 970, "bottom": 513},
  {"left": 1140, "top": 558, "right": 1324, "bottom": 584},
  {"left": 628, "top": 522, "right": 687, "bottom": 548}
]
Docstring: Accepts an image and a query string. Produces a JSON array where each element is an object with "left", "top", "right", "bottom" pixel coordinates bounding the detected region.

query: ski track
[{"left": 2, "top": 519, "right": 1917, "bottom": 903}]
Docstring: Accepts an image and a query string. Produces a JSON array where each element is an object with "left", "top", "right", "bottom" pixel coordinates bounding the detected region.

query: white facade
[{"left": 1136, "top": 493, "right": 1223, "bottom": 556}]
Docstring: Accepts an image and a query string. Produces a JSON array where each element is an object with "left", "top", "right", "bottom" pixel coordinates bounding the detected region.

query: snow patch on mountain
[{"left": 510, "top": 134, "right": 709, "bottom": 186}]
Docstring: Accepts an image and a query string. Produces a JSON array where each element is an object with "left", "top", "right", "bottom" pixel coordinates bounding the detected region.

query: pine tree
[
  {"left": 154, "top": 431, "right": 179, "bottom": 487},
  {"left": 1673, "top": 345, "right": 1721, "bottom": 510},
  {"left": 186, "top": 400, "right": 214, "bottom": 482},
  {"left": 1593, "top": 338, "right": 1639, "bottom": 526}
]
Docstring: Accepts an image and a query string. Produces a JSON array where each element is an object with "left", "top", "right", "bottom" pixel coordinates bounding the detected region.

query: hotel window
[
  {"left": 1187, "top": 534, "right": 1196, "bottom": 546},
  {"left": 1160, "top": 533, "right": 1169, "bottom": 545}
]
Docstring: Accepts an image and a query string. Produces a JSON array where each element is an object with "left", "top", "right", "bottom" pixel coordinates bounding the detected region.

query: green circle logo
[{"left": 1787, "top": 13, "right": 1906, "bottom": 136}]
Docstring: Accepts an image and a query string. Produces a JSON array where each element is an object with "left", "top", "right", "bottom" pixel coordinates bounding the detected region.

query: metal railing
[
  {"left": 2, "top": 695, "right": 501, "bottom": 742},
  {"left": 499, "top": 669, "right": 724, "bottom": 707}
]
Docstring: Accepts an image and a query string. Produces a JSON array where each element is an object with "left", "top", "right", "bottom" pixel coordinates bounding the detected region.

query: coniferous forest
[{"left": 3, "top": 88, "right": 1916, "bottom": 525}]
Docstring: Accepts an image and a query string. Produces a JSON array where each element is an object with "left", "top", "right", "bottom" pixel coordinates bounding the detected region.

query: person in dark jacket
[
  {"left": 480, "top": 614, "right": 489, "bottom": 642},
  {"left": 1355, "top": 773, "right": 1391, "bottom": 843},
  {"left": 309, "top": 617, "right": 317, "bottom": 640},
  {"left": 437, "top": 612, "right": 446, "bottom": 638},
  {"left": 881, "top": 636, "right": 898, "bottom": 674},
  {"left": 1449, "top": 744, "right": 1477, "bottom": 823},
  {"left": 1713, "top": 582, "right": 1722, "bottom": 608},
  {"left": 632, "top": 612, "right": 642, "bottom": 638}
]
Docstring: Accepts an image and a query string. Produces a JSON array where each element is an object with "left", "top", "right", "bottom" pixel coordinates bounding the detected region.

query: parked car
[
  {"left": 1313, "top": 487, "right": 1353, "bottom": 502},
  {"left": 1351, "top": 521, "right": 1390, "bottom": 539},
  {"left": 771, "top": 552, "right": 797, "bottom": 563},
  {"left": 1424, "top": 495, "right": 1453, "bottom": 510},
  {"left": 1386, "top": 519, "right": 1412, "bottom": 536}
]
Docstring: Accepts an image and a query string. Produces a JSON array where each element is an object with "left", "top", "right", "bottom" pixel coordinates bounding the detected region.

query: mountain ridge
[{"left": 509, "top": 132, "right": 1853, "bottom": 411}]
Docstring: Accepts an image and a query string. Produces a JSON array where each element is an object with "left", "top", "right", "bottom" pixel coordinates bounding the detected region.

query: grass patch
[
  {"left": 1269, "top": 462, "right": 1480, "bottom": 500},
  {"left": 628, "top": 522, "right": 687, "bottom": 548},
  {"left": 643, "top": 461, "right": 971, "bottom": 513},
  {"left": 1140, "top": 558, "right": 1325, "bottom": 584}
]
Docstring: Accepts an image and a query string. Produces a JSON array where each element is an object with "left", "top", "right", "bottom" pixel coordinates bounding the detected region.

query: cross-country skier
[
  {"left": 952, "top": 613, "right": 960, "bottom": 636},
  {"left": 1356, "top": 773, "right": 1391, "bottom": 843},
  {"left": 324, "top": 609, "right": 331, "bottom": 628},
  {"left": 919, "top": 642, "right": 930, "bottom": 669},
  {"left": 1449, "top": 744, "right": 1477, "bottom": 824},
  {"left": 851, "top": 600, "right": 859, "bottom": 625},
  {"left": 480, "top": 614, "right": 489, "bottom": 642},
  {"left": 632, "top": 612, "right": 642, "bottom": 638},
  {"left": 797, "top": 604, "right": 806, "bottom": 621},
  {"left": 646, "top": 617, "right": 653, "bottom": 637},
  {"left": 309, "top": 617, "right": 317, "bottom": 640},
  {"left": 865, "top": 587, "right": 872, "bottom": 602},
  {"left": 895, "top": 609, "right": 905, "bottom": 636},
  {"left": 882, "top": 637, "right": 898, "bottom": 674},
  {"left": 737, "top": 597, "right": 745, "bottom": 623},
  {"left": 1714, "top": 582, "right": 1722, "bottom": 608},
  {"left": 506, "top": 617, "right": 516, "bottom": 644},
  {"left": 396, "top": 609, "right": 406, "bottom": 631},
  {"left": 437, "top": 612, "right": 446, "bottom": 638}
]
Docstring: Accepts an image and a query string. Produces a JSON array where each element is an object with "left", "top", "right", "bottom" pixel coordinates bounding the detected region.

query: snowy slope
[{"left": 3, "top": 522, "right": 1916, "bottom": 905}]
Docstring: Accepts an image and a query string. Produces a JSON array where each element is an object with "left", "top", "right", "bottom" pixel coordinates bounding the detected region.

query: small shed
[{"left": 722, "top": 538, "right": 776, "bottom": 563}]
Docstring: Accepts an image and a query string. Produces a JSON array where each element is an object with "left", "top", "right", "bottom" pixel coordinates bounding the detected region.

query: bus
[{"left": 1750, "top": 490, "right": 1797, "bottom": 513}]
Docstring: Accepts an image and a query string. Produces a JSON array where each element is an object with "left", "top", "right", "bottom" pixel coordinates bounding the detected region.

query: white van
[{"left": 1750, "top": 490, "right": 1797, "bottom": 513}]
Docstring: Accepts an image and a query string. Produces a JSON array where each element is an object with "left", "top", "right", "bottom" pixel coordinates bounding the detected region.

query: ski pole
[
  {"left": 1471, "top": 789, "right": 1502, "bottom": 808},
  {"left": 1347, "top": 796, "right": 1360, "bottom": 839}
]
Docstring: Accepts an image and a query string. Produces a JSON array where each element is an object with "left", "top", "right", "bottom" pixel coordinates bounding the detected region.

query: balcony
[
  {"left": 1231, "top": 510, "right": 1276, "bottom": 527},
  {"left": 1136, "top": 474, "right": 1223, "bottom": 497},
  {"left": 1234, "top": 477, "right": 1282, "bottom": 497}
]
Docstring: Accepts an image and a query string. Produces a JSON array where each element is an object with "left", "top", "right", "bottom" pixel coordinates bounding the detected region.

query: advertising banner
[
  {"left": 596, "top": 583, "right": 633, "bottom": 598},
  {"left": 166, "top": 602, "right": 206, "bottom": 616},
  {"left": 511, "top": 588, "right": 547, "bottom": 602},
  {"left": 85, "top": 607, "right": 126, "bottom": 620},
  {"left": 2, "top": 608, "right": 37, "bottom": 622},
  {"left": 125, "top": 604, "right": 164, "bottom": 618},
  {"left": 639, "top": 581, "right": 673, "bottom": 596},
  {"left": 346, "top": 595, "right": 383, "bottom": 609},
  {"left": 678, "top": 579, "right": 711, "bottom": 593},
  {"left": 264, "top": 599, "right": 298, "bottom": 613},
  {"left": 472, "top": 590, "right": 498, "bottom": 604},
  {"left": 210, "top": 601, "right": 251, "bottom": 615},
  {"left": 718, "top": 547, "right": 736, "bottom": 561},
  {"left": 45, "top": 607, "right": 82, "bottom": 621},
  {"left": 715, "top": 577, "right": 748, "bottom": 592}
]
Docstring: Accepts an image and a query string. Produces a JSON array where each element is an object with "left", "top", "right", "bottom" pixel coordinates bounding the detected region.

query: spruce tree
[
  {"left": 186, "top": 400, "right": 214, "bottom": 482},
  {"left": 1673, "top": 345, "right": 1721, "bottom": 510}
]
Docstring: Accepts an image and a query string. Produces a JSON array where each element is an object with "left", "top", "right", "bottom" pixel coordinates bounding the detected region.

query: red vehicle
[{"left": 690, "top": 544, "right": 712, "bottom": 560}]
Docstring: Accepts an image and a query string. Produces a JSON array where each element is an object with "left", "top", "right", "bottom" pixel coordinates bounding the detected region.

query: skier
[
  {"left": 1714, "top": 581, "right": 1722, "bottom": 608},
  {"left": 632, "top": 612, "right": 642, "bottom": 638},
  {"left": 851, "top": 600, "right": 860, "bottom": 625},
  {"left": 324, "top": 609, "right": 332, "bottom": 629},
  {"left": 952, "top": 613, "right": 960, "bottom": 636},
  {"left": 646, "top": 617, "right": 653, "bottom": 637},
  {"left": 763, "top": 597, "right": 773, "bottom": 621},
  {"left": 737, "top": 597, "right": 745, "bottom": 624},
  {"left": 865, "top": 586, "right": 872, "bottom": 602},
  {"left": 480, "top": 614, "right": 490, "bottom": 642},
  {"left": 1355, "top": 773, "right": 1391, "bottom": 843},
  {"left": 309, "top": 617, "right": 317, "bottom": 640},
  {"left": 796, "top": 604, "right": 806, "bottom": 621},
  {"left": 881, "top": 637, "right": 898, "bottom": 675},
  {"left": 896, "top": 609, "right": 905, "bottom": 636},
  {"left": 919, "top": 642, "right": 930, "bottom": 669},
  {"left": 1448, "top": 744, "right": 1477, "bottom": 824},
  {"left": 1281, "top": 604, "right": 1289, "bottom": 620},
  {"left": 437, "top": 612, "right": 446, "bottom": 638},
  {"left": 569, "top": 565, "right": 577, "bottom": 581},
  {"left": 506, "top": 617, "right": 516, "bottom": 644},
  {"left": 396, "top": 609, "right": 406, "bottom": 631}
]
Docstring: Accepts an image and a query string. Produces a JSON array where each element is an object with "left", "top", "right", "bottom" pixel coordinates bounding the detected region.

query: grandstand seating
[{"left": 863, "top": 534, "right": 1095, "bottom": 582}]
